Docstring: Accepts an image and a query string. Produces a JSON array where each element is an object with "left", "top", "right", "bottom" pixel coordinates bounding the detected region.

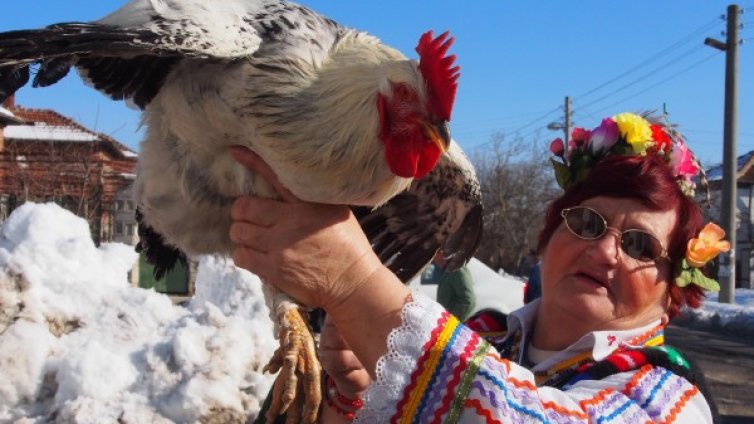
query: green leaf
[
  {"left": 550, "top": 159, "right": 571, "bottom": 190},
  {"left": 675, "top": 268, "right": 720, "bottom": 292}
]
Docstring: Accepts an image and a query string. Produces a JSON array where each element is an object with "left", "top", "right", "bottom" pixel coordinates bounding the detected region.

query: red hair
[{"left": 536, "top": 155, "right": 706, "bottom": 318}]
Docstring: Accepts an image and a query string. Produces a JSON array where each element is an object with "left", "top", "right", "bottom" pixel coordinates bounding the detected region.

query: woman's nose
[{"left": 586, "top": 227, "right": 621, "bottom": 264}]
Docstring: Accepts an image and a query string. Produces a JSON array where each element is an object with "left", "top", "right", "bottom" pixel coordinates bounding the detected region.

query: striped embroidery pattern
[
  {"left": 622, "top": 365, "right": 701, "bottom": 422},
  {"left": 393, "top": 312, "right": 457, "bottom": 423},
  {"left": 392, "top": 312, "right": 489, "bottom": 423}
]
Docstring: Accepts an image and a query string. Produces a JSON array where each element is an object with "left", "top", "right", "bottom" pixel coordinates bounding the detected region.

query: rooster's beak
[{"left": 424, "top": 121, "right": 451, "bottom": 152}]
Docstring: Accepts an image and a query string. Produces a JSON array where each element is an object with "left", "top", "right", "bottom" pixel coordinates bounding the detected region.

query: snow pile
[
  {"left": 0, "top": 203, "right": 275, "bottom": 423},
  {"left": 679, "top": 289, "right": 754, "bottom": 337}
]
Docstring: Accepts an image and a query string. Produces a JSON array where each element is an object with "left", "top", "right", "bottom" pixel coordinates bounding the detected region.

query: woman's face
[{"left": 540, "top": 196, "right": 674, "bottom": 333}]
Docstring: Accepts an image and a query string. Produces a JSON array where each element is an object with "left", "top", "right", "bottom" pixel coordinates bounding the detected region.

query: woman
[{"left": 230, "top": 112, "right": 727, "bottom": 423}]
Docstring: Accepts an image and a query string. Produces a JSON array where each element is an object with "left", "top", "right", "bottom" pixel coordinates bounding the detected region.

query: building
[
  {"left": 705, "top": 150, "right": 754, "bottom": 289},
  {"left": 0, "top": 95, "right": 138, "bottom": 247},
  {"left": 0, "top": 96, "right": 194, "bottom": 296}
]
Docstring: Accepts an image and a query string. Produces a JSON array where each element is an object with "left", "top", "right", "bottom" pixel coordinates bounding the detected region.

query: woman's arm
[{"left": 228, "top": 146, "right": 410, "bottom": 376}]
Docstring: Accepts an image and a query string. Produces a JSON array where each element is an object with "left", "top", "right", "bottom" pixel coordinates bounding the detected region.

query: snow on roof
[
  {"left": 705, "top": 150, "right": 754, "bottom": 182},
  {"left": 5, "top": 106, "right": 137, "bottom": 156},
  {"left": 4, "top": 124, "right": 100, "bottom": 142},
  {"left": 0, "top": 106, "right": 17, "bottom": 119}
]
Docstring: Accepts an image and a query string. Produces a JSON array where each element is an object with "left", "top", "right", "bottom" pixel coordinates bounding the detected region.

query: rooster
[{"left": 0, "top": 1, "right": 483, "bottom": 422}]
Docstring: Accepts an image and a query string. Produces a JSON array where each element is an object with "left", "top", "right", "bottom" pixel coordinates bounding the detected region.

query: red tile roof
[{"left": 5, "top": 105, "right": 136, "bottom": 159}]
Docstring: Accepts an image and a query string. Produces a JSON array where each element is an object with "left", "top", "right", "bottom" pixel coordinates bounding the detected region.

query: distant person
[
  {"left": 431, "top": 251, "right": 476, "bottom": 321},
  {"left": 516, "top": 249, "right": 537, "bottom": 277},
  {"left": 523, "top": 256, "right": 542, "bottom": 304}
]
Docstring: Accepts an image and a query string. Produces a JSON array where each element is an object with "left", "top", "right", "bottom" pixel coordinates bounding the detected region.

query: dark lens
[
  {"left": 621, "top": 230, "right": 663, "bottom": 261},
  {"left": 564, "top": 207, "right": 605, "bottom": 239}
]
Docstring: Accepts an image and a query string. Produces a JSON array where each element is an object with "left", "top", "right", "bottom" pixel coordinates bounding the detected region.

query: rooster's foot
[{"left": 264, "top": 306, "right": 321, "bottom": 424}]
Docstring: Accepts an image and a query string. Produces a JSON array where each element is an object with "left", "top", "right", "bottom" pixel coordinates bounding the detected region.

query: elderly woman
[{"left": 230, "top": 113, "right": 726, "bottom": 423}]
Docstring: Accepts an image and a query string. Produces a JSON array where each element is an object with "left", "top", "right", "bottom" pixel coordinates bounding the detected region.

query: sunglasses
[{"left": 560, "top": 206, "right": 668, "bottom": 262}]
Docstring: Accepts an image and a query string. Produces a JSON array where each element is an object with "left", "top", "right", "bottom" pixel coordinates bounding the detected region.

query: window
[
  {"left": 115, "top": 200, "right": 124, "bottom": 211},
  {"left": 115, "top": 223, "right": 124, "bottom": 235},
  {"left": 126, "top": 201, "right": 134, "bottom": 211},
  {"left": 126, "top": 224, "right": 134, "bottom": 236}
]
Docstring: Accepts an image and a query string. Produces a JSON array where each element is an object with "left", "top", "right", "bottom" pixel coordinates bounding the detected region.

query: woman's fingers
[
  {"left": 229, "top": 221, "right": 272, "bottom": 251},
  {"left": 230, "top": 196, "right": 279, "bottom": 227},
  {"left": 319, "top": 316, "right": 370, "bottom": 398},
  {"left": 229, "top": 145, "right": 299, "bottom": 203},
  {"left": 231, "top": 246, "right": 268, "bottom": 279}
]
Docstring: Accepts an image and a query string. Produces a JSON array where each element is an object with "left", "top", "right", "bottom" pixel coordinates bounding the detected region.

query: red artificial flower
[
  {"left": 550, "top": 138, "right": 565, "bottom": 157},
  {"left": 570, "top": 127, "right": 592, "bottom": 147},
  {"left": 649, "top": 124, "right": 672, "bottom": 153}
]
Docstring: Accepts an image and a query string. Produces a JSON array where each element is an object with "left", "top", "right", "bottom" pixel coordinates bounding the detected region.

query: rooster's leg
[{"left": 263, "top": 290, "right": 322, "bottom": 424}]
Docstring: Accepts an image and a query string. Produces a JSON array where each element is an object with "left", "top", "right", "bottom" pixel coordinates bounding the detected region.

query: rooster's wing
[
  {"left": 0, "top": 0, "right": 343, "bottom": 107},
  {"left": 355, "top": 142, "right": 483, "bottom": 282}
]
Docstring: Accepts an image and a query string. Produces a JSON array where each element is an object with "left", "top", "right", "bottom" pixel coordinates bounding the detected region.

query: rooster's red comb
[{"left": 416, "top": 30, "right": 460, "bottom": 122}]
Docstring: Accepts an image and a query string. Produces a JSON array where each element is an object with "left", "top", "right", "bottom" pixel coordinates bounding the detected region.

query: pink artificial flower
[
  {"left": 670, "top": 140, "right": 699, "bottom": 181},
  {"left": 589, "top": 118, "right": 620, "bottom": 152},
  {"left": 550, "top": 138, "right": 565, "bottom": 157}
]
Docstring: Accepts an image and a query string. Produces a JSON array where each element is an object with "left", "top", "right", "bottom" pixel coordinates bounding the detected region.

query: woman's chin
[{"left": 552, "top": 291, "right": 615, "bottom": 323}]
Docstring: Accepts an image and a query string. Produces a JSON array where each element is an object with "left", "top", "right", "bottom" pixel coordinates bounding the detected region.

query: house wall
[
  {"left": 0, "top": 139, "right": 136, "bottom": 242},
  {"left": 737, "top": 184, "right": 754, "bottom": 289}
]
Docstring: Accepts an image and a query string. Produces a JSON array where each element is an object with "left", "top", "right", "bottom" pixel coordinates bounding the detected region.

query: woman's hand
[
  {"left": 228, "top": 146, "right": 383, "bottom": 311},
  {"left": 319, "top": 315, "right": 371, "bottom": 398},
  {"left": 319, "top": 315, "right": 370, "bottom": 422},
  {"left": 229, "top": 146, "right": 412, "bottom": 376}
]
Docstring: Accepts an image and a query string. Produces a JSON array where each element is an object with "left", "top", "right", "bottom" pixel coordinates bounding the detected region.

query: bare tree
[{"left": 471, "top": 133, "right": 559, "bottom": 274}]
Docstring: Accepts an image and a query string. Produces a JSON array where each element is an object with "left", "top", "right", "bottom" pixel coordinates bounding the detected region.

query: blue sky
[{"left": 1, "top": 1, "right": 753, "bottom": 166}]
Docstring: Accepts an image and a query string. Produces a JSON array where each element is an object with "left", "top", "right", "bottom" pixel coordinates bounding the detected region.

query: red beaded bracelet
[
  {"left": 326, "top": 373, "right": 364, "bottom": 409},
  {"left": 325, "top": 396, "right": 356, "bottom": 420}
]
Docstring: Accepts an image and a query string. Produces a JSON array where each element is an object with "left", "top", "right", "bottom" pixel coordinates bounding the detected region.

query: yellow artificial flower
[
  {"left": 613, "top": 113, "right": 653, "bottom": 154},
  {"left": 686, "top": 222, "right": 731, "bottom": 268}
]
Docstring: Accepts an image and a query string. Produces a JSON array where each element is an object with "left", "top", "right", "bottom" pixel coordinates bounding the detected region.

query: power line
[
  {"left": 573, "top": 17, "right": 723, "bottom": 102},
  {"left": 579, "top": 52, "right": 720, "bottom": 118},
  {"left": 507, "top": 106, "right": 562, "bottom": 136},
  {"left": 464, "top": 107, "right": 565, "bottom": 154},
  {"left": 465, "top": 14, "right": 730, "bottom": 150},
  {"left": 576, "top": 44, "right": 710, "bottom": 112},
  {"left": 450, "top": 110, "right": 561, "bottom": 131}
]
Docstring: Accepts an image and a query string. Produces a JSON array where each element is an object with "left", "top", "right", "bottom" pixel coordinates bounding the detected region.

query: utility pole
[
  {"left": 564, "top": 96, "right": 572, "bottom": 145},
  {"left": 704, "top": 4, "right": 740, "bottom": 304},
  {"left": 548, "top": 96, "right": 573, "bottom": 143}
]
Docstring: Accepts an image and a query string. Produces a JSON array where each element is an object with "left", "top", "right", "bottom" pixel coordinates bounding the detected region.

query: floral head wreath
[{"left": 549, "top": 112, "right": 728, "bottom": 291}]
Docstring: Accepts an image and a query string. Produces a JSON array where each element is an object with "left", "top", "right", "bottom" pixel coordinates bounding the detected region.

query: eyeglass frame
[{"left": 559, "top": 206, "right": 670, "bottom": 263}]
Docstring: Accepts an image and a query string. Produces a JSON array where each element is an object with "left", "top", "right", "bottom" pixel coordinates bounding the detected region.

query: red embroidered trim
[
  {"left": 392, "top": 311, "right": 451, "bottom": 423},
  {"left": 433, "top": 331, "right": 480, "bottom": 421},
  {"left": 464, "top": 398, "right": 502, "bottom": 424}
]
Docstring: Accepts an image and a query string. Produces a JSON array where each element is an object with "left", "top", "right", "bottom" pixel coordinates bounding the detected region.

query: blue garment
[{"left": 524, "top": 261, "right": 541, "bottom": 304}]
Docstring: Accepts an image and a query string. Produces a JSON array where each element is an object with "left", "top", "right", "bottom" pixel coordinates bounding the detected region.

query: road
[{"left": 666, "top": 324, "right": 754, "bottom": 424}]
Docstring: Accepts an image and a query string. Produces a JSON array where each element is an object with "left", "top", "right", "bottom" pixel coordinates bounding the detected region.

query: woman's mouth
[{"left": 575, "top": 271, "right": 609, "bottom": 289}]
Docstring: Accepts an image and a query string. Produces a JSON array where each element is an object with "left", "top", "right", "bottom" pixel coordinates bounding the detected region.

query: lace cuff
[{"left": 353, "top": 290, "right": 446, "bottom": 423}]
